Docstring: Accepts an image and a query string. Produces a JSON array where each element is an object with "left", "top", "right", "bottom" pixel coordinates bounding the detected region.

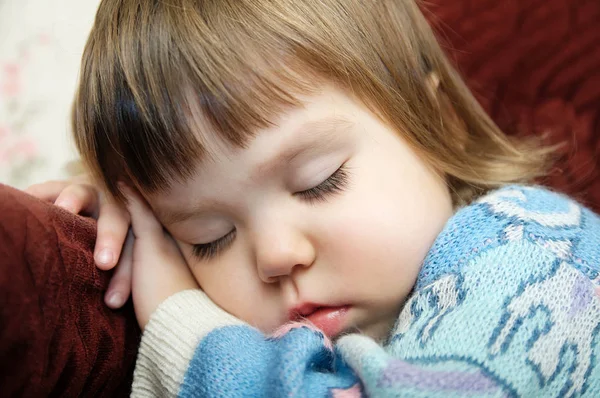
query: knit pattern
[{"left": 133, "top": 185, "right": 600, "bottom": 397}]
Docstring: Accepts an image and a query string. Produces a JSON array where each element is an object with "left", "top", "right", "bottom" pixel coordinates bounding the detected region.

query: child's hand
[
  {"left": 26, "top": 175, "right": 132, "bottom": 309},
  {"left": 121, "top": 184, "right": 199, "bottom": 330}
]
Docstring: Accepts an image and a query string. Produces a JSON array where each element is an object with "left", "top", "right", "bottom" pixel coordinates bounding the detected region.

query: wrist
[{"left": 132, "top": 289, "right": 244, "bottom": 396}]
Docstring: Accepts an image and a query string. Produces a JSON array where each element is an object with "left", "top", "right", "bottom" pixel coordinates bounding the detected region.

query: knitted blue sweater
[{"left": 131, "top": 185, "right": 600, "bottom": 397}]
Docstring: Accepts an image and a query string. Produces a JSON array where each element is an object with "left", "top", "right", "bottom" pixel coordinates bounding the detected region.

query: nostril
[{"left": 259, "top": 271, "right": 281, "bottom": 284}]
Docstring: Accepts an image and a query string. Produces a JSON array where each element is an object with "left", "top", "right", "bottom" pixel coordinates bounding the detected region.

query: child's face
[{"left": 146, "top": 86, "right": 453, "bottom": 341}]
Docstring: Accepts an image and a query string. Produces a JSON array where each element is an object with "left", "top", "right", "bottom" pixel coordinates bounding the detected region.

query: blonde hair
[{"left": 72, "top": 0, "right": 553, "bottom": 206}]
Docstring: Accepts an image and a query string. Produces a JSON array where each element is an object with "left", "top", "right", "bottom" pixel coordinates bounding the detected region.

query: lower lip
[{"left": 305, "top": 306, "right": 350, "bottom": 338}]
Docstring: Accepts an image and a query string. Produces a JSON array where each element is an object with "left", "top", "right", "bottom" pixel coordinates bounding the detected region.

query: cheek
[
  {"left": 183, "top": 249, "right": 281, "bottom": 332},
  {"left": 318, "top": 176, "right": 449, "bottom": 300},
  {"left": 322, "top": 205, "right": 424, "bottom": 292},
  {"left": 326, "top": 187, "right": 435, "bottom": 261}
]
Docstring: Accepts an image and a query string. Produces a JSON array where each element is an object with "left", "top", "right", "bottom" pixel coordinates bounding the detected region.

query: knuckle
[
  {"left": 56, "top": 190, "right": 81, "bottom": 206},
  {"left": 98, "top": 214, "right": 129, "bottom": 234},
  {"left": 68, "top": 183, "right": 96, "bottom": 201},
  {"left": 26, "top": 181, "right": 56, "bottom": 194},
  {"left": 72, "top": 174, "right": 90, "bottom": 184},
  {"left": 97, "top": 234, "right": 123, "bottom": 250},
  {"left": 68, "top": 184, "right": 88, "bottom": 197},
  {"left": 24, "top": 185, "right": 41, "bottom": 195}
]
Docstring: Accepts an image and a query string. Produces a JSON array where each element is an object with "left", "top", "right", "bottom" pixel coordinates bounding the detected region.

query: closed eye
[
  {"left": 191, "top": 229, "right": 236, "bottom": 261},
  {"left": 191, "top": 164, "right": 349, "bottom": 260},
  {"left": 295, "top": 164, "right": 349, "bottom": 203}
]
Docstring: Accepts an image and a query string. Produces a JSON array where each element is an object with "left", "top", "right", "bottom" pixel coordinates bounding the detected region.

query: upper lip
[{"left": 288, "top": 303, "right": 323, "bottom": 321}]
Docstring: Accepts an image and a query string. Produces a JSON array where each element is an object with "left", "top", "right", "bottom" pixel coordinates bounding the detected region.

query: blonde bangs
[
  {"left": 73, "top": 0, "right": 553, "bottom": 205},
  {"left": 74, "top": 0, "right": 335, "bottom": 200}
]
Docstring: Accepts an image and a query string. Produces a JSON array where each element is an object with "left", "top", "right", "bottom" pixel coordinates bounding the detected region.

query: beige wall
[{"left": 0, "top": 0, "right": 100, "bottom": 189}]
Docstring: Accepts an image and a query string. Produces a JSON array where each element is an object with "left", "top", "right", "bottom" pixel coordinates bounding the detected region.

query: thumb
[{"left": 119, "top": 184, "right": 199, "bottom": 329}]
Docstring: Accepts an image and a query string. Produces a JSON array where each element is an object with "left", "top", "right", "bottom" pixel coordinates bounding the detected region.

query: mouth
[{"left": 289, "top": 304, "right": 351, "bottom": 338}]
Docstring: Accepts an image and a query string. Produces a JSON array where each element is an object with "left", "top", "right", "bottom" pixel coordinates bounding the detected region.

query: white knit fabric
[{"left": 132, "top": 289, "right": 244, "bottom": 398}]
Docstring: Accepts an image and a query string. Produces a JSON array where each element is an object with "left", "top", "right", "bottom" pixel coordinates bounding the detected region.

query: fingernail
[
  {"left": 96, "top": 249, "right": 114, "bottom": 266},
  {"left": 106, "top": 292, "right": 123, "bottom": 308}
]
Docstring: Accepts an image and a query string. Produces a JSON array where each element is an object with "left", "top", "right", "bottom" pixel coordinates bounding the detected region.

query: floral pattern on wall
[
  {"left": 0, "top": 34, "right": 50, "bottom": 186},
  {"left": 0, "top": 0, "right": 100, "bottom": 189}
]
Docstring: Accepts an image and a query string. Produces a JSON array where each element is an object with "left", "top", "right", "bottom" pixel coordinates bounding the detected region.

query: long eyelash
[
  {"left": 191, "top": 166, "right": 349, "bottom": 259},
  {"left": 296, "top": 164, "right": 350, "bottom": 203},
  {"left": 192, "top": 229, "right": 236, "bottom": 261}
]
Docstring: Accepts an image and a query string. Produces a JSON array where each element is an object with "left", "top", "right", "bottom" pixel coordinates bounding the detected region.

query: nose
[{"left": 253, "top": 221, "right": 316, "bottom": 283}]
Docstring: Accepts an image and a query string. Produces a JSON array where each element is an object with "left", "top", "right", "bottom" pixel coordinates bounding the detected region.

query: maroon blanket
[
  {"left": 427, "top": 0, "right": 600, "bottom": 212},
  {"left": 0, "top": 0, "right": 598, "bottom": 396},
  {"left": 0, "top": 184, "right": 139, "bottom": 397}
]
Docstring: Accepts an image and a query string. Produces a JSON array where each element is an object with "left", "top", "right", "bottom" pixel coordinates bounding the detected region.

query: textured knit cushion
[
  {"left": 0, "top": 183, "right": 139, "bottom": 397},
  {"left": 0, "top": 0, "right": 599, "bottom": 396},
  {"left": 428, "top": 0, "right": 600, "bottom": 212}
]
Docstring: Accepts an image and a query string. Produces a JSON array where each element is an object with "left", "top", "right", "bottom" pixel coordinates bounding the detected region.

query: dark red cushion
[
  {"left": 0, "top": 1, "right": 598, "bottom": 396},
  {"left": 427, "top": 0, "right": 600, "bottom": 212},
  {"left": 0, "top": 183, "right": 139, "bottom": 397}
]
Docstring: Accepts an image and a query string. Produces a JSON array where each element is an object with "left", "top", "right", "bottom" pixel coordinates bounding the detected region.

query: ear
[
  {"left": 425, "top": 71, "right": 441, "bottom": 96},
  {"left": 425, "top": 71, "right": 467, "bottom": 149}
]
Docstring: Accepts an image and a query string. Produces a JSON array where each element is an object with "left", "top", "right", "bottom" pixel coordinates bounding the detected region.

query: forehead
[
  {"left": 188, "top": 85, "right": 359, "bottom": 169},
  {"left": 147, "top": 87, "right": 361, "bottom": 221}
]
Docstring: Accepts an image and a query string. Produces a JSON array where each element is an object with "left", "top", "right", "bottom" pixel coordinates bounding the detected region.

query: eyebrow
[{"left": 157, "top": 115, "right": 354, "bottom": 226}]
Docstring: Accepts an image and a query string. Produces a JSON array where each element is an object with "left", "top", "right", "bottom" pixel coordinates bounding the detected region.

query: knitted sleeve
[
  {"left": 130, "top": 290, "right": 245, "bottom": 397},
  {"left": 130, "top": 290, "right": 363, "bottom": 397}
]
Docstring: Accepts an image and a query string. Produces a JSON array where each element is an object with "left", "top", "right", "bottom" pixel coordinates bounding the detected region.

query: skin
[{"left": 144, "top": 85, "right": 455, "bottom": 341}]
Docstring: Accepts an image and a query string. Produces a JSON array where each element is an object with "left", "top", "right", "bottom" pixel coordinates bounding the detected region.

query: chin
[{"left": 356, "top": 318, "right": 397, "bottom": 343}]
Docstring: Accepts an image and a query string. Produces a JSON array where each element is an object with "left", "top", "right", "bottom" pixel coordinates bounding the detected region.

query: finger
[
  {"left": 94, "top": 198, "right": 131, "bottom": 270},
  {"left": 120, "top": 184, "right": 163, "bottom": 239},
  {"left": 104, "top": 229, "right": 134, "bottom": 309},
  {"left": 25, "top": 180, "right": 71, "bottom": 202},
  {"left": 131, "top": 229, "right": 198, "bottom": 329},
  {"left": 53, "top": 184, "right": 99, "bottom": 215}
]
